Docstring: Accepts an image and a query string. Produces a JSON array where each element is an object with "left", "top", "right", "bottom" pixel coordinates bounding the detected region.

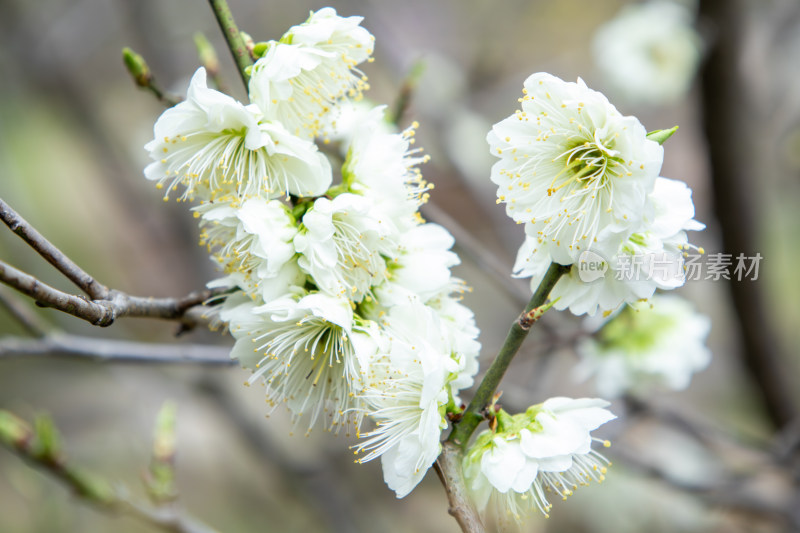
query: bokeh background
[{"left": 1, "top": 0, "right": 799, "bottom": 531}]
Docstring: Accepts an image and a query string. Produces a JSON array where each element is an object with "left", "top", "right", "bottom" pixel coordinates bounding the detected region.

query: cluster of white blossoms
[
  {"left": 576, "top": 295, "right": 712, "bottom": 398},
  {"left": 463, "top": 398, "right": 616, "bottom": 523},
  {"left": 490, "top": 72, "right": 704, "bottom": 317},
  {"left": 593, "top": 0, "right": 703, "bottom": 106},
  {"left": 144, "top": 8, "right": 480, "bottom": 499}
]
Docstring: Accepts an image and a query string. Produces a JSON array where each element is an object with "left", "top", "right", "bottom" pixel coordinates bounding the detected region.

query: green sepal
[{"left": 646, "top": 126, "right": 679, "bottom": 145}]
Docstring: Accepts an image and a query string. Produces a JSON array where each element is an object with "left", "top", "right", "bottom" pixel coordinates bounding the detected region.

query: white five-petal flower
[
  {"left": 488, "top": 72, "right": 663, "bottom": 265},
  {"left": 464, "top": 398, "right": 616, "bottom": 522},
  {"left": 248, "top": 8, "right": 374, "bottom": 138},
  {"left": 145, "top": 68, "right": 331, "bottom": 202}
]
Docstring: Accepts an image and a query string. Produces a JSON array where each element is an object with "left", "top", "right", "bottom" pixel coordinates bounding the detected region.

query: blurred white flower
[
  {"left": 294, "top": 193, "right": 400, "bottom": 303},
  {"left": 248, "top": 8, "right": 373, "bottom": 138},
  {"left": 464, "top": 398, "right": 616, "bottom": 522},
  {"left": 321, "top": 99, "right": 395, "bottom": 151},
  {"left": 593, "top": 1, "right": 703, "bottom": 106},
  {"left": 487, "top": 72, "right": 663, "bottom": 265},
  {"left": 576, "top": 295, "right": 712, "bottom": 397},
  {"left": 144, "top": 68, "right": 331, "bottom": 202}
]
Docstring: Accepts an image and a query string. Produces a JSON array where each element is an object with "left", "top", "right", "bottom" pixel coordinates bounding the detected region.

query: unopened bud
[{"left": 122, "top": 47, "right": 151, "bottom": 87}]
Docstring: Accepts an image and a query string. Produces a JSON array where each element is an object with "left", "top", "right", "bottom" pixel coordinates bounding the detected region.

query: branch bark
[
  {"left": 437, "top": 263, "right": 568, "bottom": 533},
  {"left": 435, "top": 442, "right": 485, "bottom": 533},
  {"left": 0, "top": 258, "right": 217, "bottom": 327},
  {"left": 0, "top": 197, "right": 109, "bottom": 300}
]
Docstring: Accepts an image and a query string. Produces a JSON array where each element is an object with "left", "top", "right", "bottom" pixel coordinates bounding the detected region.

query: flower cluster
[
  {"left": 490, "top": 72, "right": 704, "bottom": 316},
  {"left": 576, "top": 295, "right": 712, "bottom": 397},
  {"left": 144, "top": 8, "right": 479, "bottom": 498},
  {"left": 463, "top": 398, "right": 616, "bottom": 523}
]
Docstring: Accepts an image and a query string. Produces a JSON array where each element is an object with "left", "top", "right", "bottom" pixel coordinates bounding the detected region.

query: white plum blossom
[
  {"left": 487, "top": 72, "right": 663, "bottom": 265},
  {"left": 248, "top": 8, "right": 373, "bottom": 138},
  {"left": 515, "top": 177, "right": 704, "bottom": 316},
  {"left": 576, "top": 296, "right": 712, "bottom": 397},
  {"left": 342, "top": 107, "right": 431, "bottom": 230},
  {"left": 464, "top": 398, "right": 616, "bottom": 522},
  {"left": 374, "top": 223, "right": 461, "bottom": 307},
  {"left": 593, "top": 1, "right": 703, "bottom": 106},
  {"left": 225, "top": 292, "right": 375, "bottom": 434},
  {"left": 195, "top": 197, "right": 297, "bottom": 278},
  {"left": 354, "top": 303, "right": 463, "bottom": 498},
  {"left": 145, "top": 68, "right": 331, "bottom": 202},
  {"left": 294, "top": 193, "right": 400, "bottom": 303},
  {"left": 142, "top": 9, "right": 485, "bottom": 502}
]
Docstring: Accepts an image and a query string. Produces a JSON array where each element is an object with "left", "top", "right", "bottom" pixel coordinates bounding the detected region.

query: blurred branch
[
  {"left": 0, "top": 410, "right": 219, "bottom": 533},
  {"left": 0, "top": 331, "right": 233, "bottom": 366},
  {"left": 0, "top": 286, "right": 50, "bottom": 337},
  {"left": 195, "top": 378, "right": 364, "bottom": 533},
  {"left": 423, "top": 202, "right": 528, "bottom": 307},
  {"left": 699, "top": 0, "right": 798, "bottom": 428},
  {"left": 624, "top": 395, "right": 768, "bottom": 452},
  {"left": 389, "top": 60, "right": 426, "bottom": 126},
  {"left": 613, "top": 444, "right": 800, "bottom": 529}
]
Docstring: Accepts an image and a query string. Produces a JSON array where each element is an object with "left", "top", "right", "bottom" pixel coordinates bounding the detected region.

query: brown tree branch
[
  {"left": 0, "top": 197, "right": 109, "bottom": 300},
  {"left": 0, "top": 197, "right": 221, "bottom": 328},
  {"left": 0, "top": 258, "right": 217, "bottom": 327},
  {"left": 434, "top": 442, "right": 485, "bottom": 533}
]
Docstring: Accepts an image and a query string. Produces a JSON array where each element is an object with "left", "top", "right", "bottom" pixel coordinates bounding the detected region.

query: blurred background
[{"left": 1, "top": 0, "right": 799, "bottom": 531}]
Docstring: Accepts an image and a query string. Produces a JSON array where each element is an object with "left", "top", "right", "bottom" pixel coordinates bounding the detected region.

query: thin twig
[
  {"left": 0, "top": 259, "right": 217, "bottom": 327},
  {"left": 0, "top": 285, "right": 50, "bottom": 336},
  {"left": 0, "top": 411, "right": 219, "bottom": 533},
  {"left": 0, "top": 332, "right": 233, "bottom": 366},
  {"left": 0, "top": 197, "right": 109, "bottom": 299},
  {"left": 207, "top": 0, "right": 253, "bottom": 87}
]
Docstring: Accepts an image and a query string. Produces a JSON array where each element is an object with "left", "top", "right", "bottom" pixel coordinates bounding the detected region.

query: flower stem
[
  {"left": 447, "top": 262, "right": 570, "bottom": 448},
  {"left": 207, "top": 0, "right": 252, "bottom": 87}
]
